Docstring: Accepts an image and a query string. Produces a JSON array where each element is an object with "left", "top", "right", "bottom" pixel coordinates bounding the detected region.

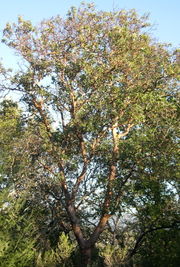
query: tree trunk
[{"left": 80, "top": 247, "right": 93, "bottom": 266}]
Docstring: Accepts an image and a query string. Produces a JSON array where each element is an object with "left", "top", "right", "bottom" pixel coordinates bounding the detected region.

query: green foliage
[
  {"left": 36, "top": 233, "right": 75, "bottom": 267},
  {"left": 99, "top": 244, "right": 127, "bottom": 266},
  {"left": 0, "top": 100, "right": 23, "bottom": 188},
  {"left": 0, "top": 195, "right": 36, "bottom": 267},
  {"left": 135, "top": 228, "right": 180, "bottom": 267},
  {"left": 55, "top": 233, "right": 75, "bottom": 264}
]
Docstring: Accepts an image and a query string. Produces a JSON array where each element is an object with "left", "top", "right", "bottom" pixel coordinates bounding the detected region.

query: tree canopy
[{"left": 0, "top": 3, "right": 179, "bottom": 266}]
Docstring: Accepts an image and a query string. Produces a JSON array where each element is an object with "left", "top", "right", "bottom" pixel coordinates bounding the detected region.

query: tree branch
[{"left": 127, "top": 221, "right": 180, "bottom": 259}]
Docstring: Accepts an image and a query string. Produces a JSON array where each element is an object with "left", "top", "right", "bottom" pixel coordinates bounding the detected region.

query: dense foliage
[{"left": 0, "top": 3, "right": 179, "bottom": 266}]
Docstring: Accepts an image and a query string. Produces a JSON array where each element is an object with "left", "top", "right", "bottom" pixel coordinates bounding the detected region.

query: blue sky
[{"left": 0, "top": 0, "right": 179, "bottom": 68}]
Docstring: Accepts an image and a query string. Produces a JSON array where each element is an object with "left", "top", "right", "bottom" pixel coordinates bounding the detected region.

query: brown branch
[
  {"left": 102, "top": 120, "right": 120, "bottom": 215},
  {"left": 86, "top": 121, "right": 134, "bottom": 247},
  {"left": 60, "top": 110, "right": 65, "bottom": 129},
  {"left": 66, "top": 203, "right": 86, "bottom": 248},
  {"left": 127, "top": 221, "right": 180, "bottom": 259},
  {"left": 87, "top": 214, "right": 111, "bottom": 247},
  {"left": 86, "top": 122, "right": 119, "bottom": 247},
  {"left": 69, "top": 125, "right": 89, "bottom": 203},
  {"left": 114, "top": 169, "right": 134, "bottom": 210},
  {"left": 32, "top": 97, "right": 52, "bottom": 136},
  {"left": 38, "top": 160, "right": 56, "bottom": 175},
  {"left": 119, "top": 123, "right": 134, "bottom": 138},
  {"left": 71, "top": 163, "right": 88, "bottom": 202}
]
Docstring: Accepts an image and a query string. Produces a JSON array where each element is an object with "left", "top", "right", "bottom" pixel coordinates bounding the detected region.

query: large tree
[{"left": 1, "top": 3, "right": 179, "bottom": 265}]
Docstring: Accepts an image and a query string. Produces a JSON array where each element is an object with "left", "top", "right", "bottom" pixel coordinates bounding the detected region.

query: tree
[
  {"left": 0, "top": 100, "right": 36, "bottom": 267},
  {"left": 1, "top": 3, "right": 179, "bottom": 265},
  {"left": 0, "top": 100, "right": 23, "bottom": 188}
]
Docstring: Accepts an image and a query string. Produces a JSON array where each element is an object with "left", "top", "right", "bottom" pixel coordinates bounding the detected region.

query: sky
[{"left": 0, "top": 0, "right": 179, "bottom": 68}]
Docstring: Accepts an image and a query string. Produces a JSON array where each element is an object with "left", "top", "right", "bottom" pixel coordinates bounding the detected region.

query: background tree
[
  {"left": 1, "top": 3, "right": 179, "bottom": 266},
  {"left": 0, "top": 101, "right": 75, "bottom": 266}
]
